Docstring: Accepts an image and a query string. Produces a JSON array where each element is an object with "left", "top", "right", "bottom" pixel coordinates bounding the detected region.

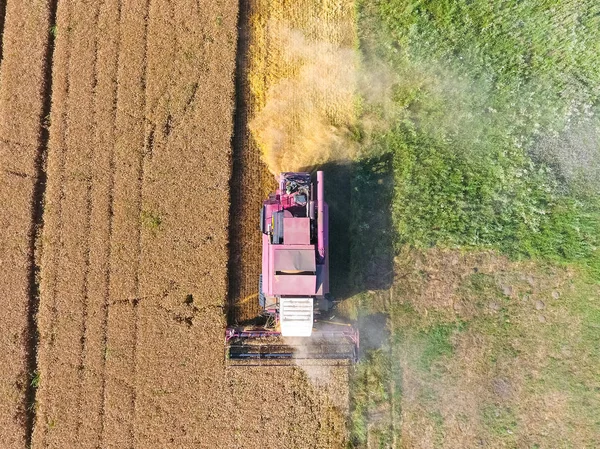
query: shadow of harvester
[
  {"left": 226, "top": 153, "right": 395, "bottom": 325},
  {"left": 320, "top": 154, "right": 395, "bottom": 303}
]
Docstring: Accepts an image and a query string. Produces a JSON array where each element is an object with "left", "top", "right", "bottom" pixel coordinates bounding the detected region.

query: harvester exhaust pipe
[{"left": 317, "top": 171, "right": 325, "bottom": 260}]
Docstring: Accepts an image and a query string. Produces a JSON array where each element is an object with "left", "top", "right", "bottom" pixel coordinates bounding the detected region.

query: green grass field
[{"left": 348, "top": 1, "right": 600, "bottom": 447}]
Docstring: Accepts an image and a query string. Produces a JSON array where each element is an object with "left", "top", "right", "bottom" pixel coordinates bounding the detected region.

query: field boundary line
[
  {"left": 27, "top": 0, "right": 58, "bottom": 445},
  {"left": 99, "top": 0, "right": 122, "bottom": 445}
]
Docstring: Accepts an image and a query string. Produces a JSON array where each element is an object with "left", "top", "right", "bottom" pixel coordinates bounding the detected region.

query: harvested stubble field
[{"left": 0, "top": 0, "right": 354, "bottom": 447}]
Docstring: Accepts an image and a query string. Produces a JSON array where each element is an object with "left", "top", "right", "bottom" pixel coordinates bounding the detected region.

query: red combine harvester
[{"left": 225, "top": 171, "right": 359, "bottom": 366}]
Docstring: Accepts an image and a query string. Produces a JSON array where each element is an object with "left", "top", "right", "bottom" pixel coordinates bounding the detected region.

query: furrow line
[
  {"left": 24, "top": 0, "right": 57, "bottom": 444},
  {"left": 102, "top": 0, "right": 150, "bottom": 444},
  {"left": 73, "top": 177, "right": 93, "bottom": 438},
  {"left": 0, "top": 0, "right": 56, "bottom": 445},
  {"left": 130, "top": 0, "right": 152, "bottom": 442}
]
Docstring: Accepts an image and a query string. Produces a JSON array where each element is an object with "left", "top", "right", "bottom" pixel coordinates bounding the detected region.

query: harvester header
[{"left": 226, "top": 171, "right": 359, "bottom": 366}]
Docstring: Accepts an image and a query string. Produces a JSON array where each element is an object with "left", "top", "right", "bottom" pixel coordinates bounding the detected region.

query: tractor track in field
[
  {"left": 98, "top": 0, "right": 122, "bottom": 443},
  {"left": 42, "top": 2, "right": 71, "bottom": 446},
  {"left": 74, "top": 3, "right": 102, "bottom": 441},
  {"left": 38, "top": 0, "right": 72, "bottom": 443},
  {"left": 25, "top": 0, "right": 58, "bottom": 445},
  {"left": 130, "top": 0, "right": 152, "bottom": 440}
]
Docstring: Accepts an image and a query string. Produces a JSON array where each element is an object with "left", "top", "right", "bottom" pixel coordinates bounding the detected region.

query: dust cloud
[
  {"left": 249, "top": 23, "right": 361, "bottom": 175},
  {"left": 531, "top": 109, "right": 600, "bottom": 196}
]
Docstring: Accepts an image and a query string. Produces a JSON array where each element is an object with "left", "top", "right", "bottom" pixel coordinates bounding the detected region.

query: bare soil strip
[{"left": 0, "top": 0, "right": 54, "bottom": 446}]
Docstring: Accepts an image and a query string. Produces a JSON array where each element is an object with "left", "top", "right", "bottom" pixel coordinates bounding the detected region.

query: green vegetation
[
  {"left": 30, "top": 370, "right": 40, "bottom": 388},
  {"left": 350, "top": 349, "right": 394, "bottom": 445},
  {"left": 348, "top": 0, "right": 600, "bottom": 447},
  {"left": 141, "top": 209, "right": 163, "bottom": 233},
  {"left": 365, "top": 0, "right": 600, "bottom": 272},
  {"left": 482, "top": 404, "right": 518, "bottom": 438},
  {"left": 349, "top": 252, "right": 600, "bottom": 447},
  {"left": 414, "top": 321, "right": 465, "bottom": 372}
]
